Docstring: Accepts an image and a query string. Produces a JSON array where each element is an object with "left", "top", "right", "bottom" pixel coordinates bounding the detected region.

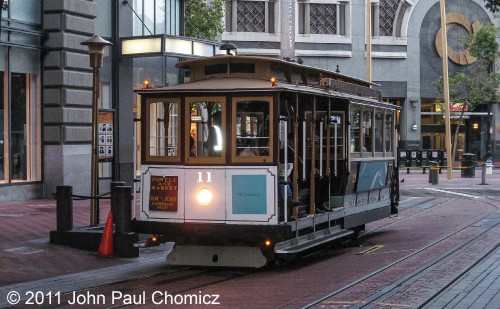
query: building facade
[
  {"left": 1, "top": 0, "right": 499, "bottom": 203},
  {"left": 222, "top": 0, "right": 500, "bottom": 161}
]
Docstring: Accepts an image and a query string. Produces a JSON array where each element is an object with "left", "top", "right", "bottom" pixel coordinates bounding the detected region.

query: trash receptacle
[
  {"left": 486, "top": 159, "right": 493, "bottom": 175},
  {"left": 461, "top": 153, "right": 476, "bottom": 178}
]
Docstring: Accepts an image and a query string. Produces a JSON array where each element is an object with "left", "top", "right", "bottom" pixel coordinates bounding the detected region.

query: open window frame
[{"left": 231, "top": 96, "right": 274, "bottom": 164}]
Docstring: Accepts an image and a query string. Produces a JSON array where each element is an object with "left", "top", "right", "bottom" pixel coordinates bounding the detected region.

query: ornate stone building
[{"left": 222, "top": 0, "right": 500, "bottom": 161}]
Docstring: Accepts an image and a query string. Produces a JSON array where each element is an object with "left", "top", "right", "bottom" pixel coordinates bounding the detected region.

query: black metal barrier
[{"left": 50, "top": 183, "right": 139, "bottom": 258}]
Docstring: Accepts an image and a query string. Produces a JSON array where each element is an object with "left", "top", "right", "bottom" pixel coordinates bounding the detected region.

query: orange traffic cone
[{"left": 97, "top": 211, "right": 114, "bottom": 257}]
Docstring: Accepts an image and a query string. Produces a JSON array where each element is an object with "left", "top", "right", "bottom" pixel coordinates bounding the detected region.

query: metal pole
[
  {"left": 319, "top": 120, "right": 323, "bottom": 177},
  {"left": 309, "top": 97, "right": 316, "bottom": 214},
  {"left": 366, "top": 0, "right": 372, "bottom": 82},
  {"left": 90, "top": 66, "right": 100, "bottom": 226},
  {"left": 81, "top": 35, "right": 112, "bottom": 226},
  {"left": 439, "top": 0, "right": 453, "bottom": 179},
  {"left": 481, "top": 163, "right": 487, "bottom": 185},
  {"left": 283, "top": 120, "right": 288, "bottom": 223},
  {"left": 293, "top": 95, "right": 299, "bottom": 218}
]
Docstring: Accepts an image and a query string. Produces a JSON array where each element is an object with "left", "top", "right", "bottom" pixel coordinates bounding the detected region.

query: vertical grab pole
[
  {"left": 326, "top": 101, "right": 332, "bottom": 217},
  {"left": 326, "top": 101, "right": 331, "bottom": 177},
  {"left": 293, "top": 94, "right": 299, "bottom": 218},
  {"left": 283, "top": 120, "right": 288, "bottom": 223},
  {"left": 319, "top": 120, "right": 323, "bottom": 177},
  {"left": 302, "top": 120, "right": 307, "bottom": 181},
  {"left": 309, "top": 97, "right": 317, "bottom": 215},
  {"left": 334, "top": 120, "right": 338, "bottom": 177}
]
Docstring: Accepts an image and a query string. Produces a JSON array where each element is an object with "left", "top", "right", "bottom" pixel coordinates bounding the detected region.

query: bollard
[
  {"left": 429, "top": 161, "right": 439, "bottom": 185},
  {"left": 56, "top": 186, "right": 73, "bottom": 232},
  {"left": 481, "top": 163, "right": 488, "bottom": 185},
  {"left": 112, "top": 186, "right": 132, "bottom": 234},
  {"left": 110, "top": 181, "right": 126, "bottom": 215},
  {"left": 111, "top": 185, "right": 139, "bottom": 258}
]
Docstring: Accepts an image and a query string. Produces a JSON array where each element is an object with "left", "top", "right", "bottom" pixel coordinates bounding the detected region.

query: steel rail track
[{"left": 300, "top": 197, "right": 500, "bottom": 309}]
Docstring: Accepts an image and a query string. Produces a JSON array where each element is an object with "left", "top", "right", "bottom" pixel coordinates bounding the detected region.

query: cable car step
[{"left": 274, "top": 228, "right": 353, "bottom": 255}]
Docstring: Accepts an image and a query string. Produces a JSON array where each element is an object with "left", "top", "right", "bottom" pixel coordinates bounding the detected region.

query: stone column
[{"left": 42, "top": 0, "right": 97, "bottom": 197}]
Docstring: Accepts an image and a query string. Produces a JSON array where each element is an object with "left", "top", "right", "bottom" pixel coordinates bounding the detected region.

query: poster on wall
[{"left": 98, "top": 111, "right": 114, "bottom": 161}]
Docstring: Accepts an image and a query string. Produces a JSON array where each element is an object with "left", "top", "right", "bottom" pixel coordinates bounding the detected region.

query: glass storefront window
[
  {"left": 10, "top": 73, "right": 26, "bottom": 180},
  {"left": 133, "top": 0, "right": 182, "bottom": 36},
  {"left": 10, "top": 0, "right": 41, "bottom": 24},
  {"left": 0, "top": 71, "right": 40, "bottom": 183}
]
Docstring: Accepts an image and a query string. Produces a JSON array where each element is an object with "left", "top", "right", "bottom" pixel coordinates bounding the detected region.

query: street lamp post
[{"left": 81, "top": 35, "right": 112, "bottom": 226}]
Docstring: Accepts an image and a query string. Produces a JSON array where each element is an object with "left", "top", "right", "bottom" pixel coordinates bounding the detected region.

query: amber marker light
[
  {"left": 270, "top": 77, "right": 277, "bottom": 87},
  {"left": 197, "top": 188, "right": 213, "bottom": 207},
  {"left": 144, "top": 79, "right": 150, "bottom": 89},
  {"left": 264, "top": 238, "right": 272, "bottom": 247}
]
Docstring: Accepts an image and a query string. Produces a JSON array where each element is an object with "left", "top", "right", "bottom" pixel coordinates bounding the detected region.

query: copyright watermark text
[{"left": 5, "top": 290, "right": 221, "bottom": 306}]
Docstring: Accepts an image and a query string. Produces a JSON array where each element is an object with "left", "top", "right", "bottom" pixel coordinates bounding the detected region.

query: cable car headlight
[{"left": 197, "top": 188, "right": 213, "bottom": 207}]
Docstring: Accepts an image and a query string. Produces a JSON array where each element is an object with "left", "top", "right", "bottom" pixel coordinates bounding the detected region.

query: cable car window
[
  {"left": 271, "top": 65, "right": 287, "bottom": 82},
  {"left": 350, "top": 108, "right": 360, "bottom": 152},
  {"left": 233, "top": 97, "right": 273, "bottom": 163},
  {"left": 385, "top": 112, "right": 393, "bottom": 152},
  {"left": 230, "top": 63, "right": 255, "bottom": 74},
  {"left": 186, "top": 97, "right": 226, "bottom": 164},
  {"left": 146, "top": 99, "right": 180, "bottom": 162},
  {"left": 205, "top": 63, "right": 227, "bottom": 75},
  {"left": 375, "top": 111, "right": 384, "bottom": 152},
  {"left": 330, "top": 112, "right": 344, "bottom": 160},
  {"left": 363, "top": 109, "right": 373, "bottom": 152}
]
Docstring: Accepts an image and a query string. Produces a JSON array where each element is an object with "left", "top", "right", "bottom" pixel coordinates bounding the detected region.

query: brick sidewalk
[{"left": 0, "top": 199, "right": 125, "bottom": 286}]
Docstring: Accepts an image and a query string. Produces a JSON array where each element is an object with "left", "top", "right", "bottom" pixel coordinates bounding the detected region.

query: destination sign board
[{"left": 149, "top": 176, "right": 178, "bottom": 212}]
